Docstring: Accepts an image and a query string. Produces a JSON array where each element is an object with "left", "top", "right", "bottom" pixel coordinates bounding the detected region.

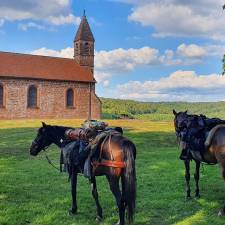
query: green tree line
[{"left": 101, "top": 98, "right": 225, "bottom": 121}]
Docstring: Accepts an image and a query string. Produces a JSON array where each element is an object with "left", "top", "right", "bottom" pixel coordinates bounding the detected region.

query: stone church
[{"left": 0, "top": 14, "right": 101, "bottom": 119}]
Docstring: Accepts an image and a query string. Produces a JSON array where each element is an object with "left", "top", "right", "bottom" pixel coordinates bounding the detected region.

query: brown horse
[
  {"left": 174, "top": 110, "right": 225, "bottom": 215},
  {"left": 30, "top": 123, "right": 136, "bottom": 225}
]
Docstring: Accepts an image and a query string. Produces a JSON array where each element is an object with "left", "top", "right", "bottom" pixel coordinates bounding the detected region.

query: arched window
[
  {"left": 0, "top": 84, "right": 3, "bottom": 107},
  {"left": 28, "top": 85, "right": 37, "bottom": 108},
  {"left": 84, "top": 42, "right": 90, "bottom": 55},
  {"left": 66, "top": 88, "right": 74, "bottom": 107}
]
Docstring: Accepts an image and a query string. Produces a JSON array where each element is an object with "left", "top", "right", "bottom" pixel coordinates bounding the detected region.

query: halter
[{"left": 32, "top": 134, "right": 62, "bottom": 172}]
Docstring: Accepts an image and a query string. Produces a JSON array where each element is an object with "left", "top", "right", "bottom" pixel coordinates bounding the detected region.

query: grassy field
[{"left": 1, "top": 119, "right": 225, "bottom": 225}]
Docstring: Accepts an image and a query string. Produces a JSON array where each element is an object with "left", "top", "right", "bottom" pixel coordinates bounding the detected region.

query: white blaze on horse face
[{"left": 60, "top": 139, "right": 63, "bottom": 143}]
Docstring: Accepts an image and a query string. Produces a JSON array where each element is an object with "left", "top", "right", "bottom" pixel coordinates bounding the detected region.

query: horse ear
[
  {"left": 184, "top": 110, "right": 188, "bottom": 114},
  {"left": 173, "top": 109, "right": 177, "bottom": 115},
  {"left": 42, "top": 122, "right": 47, "bottom": 127}
]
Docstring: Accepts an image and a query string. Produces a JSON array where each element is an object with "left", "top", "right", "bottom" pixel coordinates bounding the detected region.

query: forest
[{"left": 101, "top": 98, "right": 225, "bottom": 120}]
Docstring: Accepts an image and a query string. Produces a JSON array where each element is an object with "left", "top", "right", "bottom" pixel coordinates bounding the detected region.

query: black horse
[
  {"left": 173, "top": 110, "right": 201, "bottom": 199},
  {"left": 173, "top": 110, "right": 225, "bottom": 199},
  {"left": 30, "top": 122, "right": 136, "bottom": 225}
]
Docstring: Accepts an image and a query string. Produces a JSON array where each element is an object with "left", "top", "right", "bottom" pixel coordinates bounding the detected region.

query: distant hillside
[{"left": 101, "top": 98, "right": 225, "bottom": 121}]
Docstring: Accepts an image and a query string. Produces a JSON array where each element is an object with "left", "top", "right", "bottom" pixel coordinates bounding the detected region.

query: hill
[{"left": 101, "top": 98, "right": 225, "bottom": 121}]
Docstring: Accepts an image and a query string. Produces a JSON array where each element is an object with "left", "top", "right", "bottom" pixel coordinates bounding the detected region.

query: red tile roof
[{"left": 0, "top": 51, "right": 95, "bottom": 82}]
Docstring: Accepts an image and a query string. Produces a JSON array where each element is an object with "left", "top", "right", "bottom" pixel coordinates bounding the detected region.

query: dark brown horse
[
  {"left": 174, "top": 110, "right": 225, "bottom": 215},
  {"left": 30, "top": 123, "right": 136, "bottom": 225}
]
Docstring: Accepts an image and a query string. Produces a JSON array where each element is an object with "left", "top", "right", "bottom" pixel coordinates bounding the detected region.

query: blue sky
[{"left": 1, "top": 0, "right": 225, "bottom": 102}]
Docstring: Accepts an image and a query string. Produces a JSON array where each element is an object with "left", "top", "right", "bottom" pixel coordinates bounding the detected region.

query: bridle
[{"left": 32, "top": 133, "right": 62, "bottom": 172}]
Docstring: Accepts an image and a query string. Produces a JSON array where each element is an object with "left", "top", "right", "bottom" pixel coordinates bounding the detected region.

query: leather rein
[{"left": 33, "top": 139, "right": 62, "bottom": 172}]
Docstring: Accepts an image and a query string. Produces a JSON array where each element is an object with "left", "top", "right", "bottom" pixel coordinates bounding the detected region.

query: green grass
[{"left": 1, "top": 119, "right": 225, "bottom": 225}]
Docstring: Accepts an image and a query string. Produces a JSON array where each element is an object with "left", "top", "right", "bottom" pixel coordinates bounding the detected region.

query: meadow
[{"left": 1, "top": 119, "right": 225, "bottom": 225}]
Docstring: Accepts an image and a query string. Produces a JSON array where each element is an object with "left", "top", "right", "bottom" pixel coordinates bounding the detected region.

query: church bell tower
[{"left": 74, "top": 11, "right": 95, "bottom": 74}]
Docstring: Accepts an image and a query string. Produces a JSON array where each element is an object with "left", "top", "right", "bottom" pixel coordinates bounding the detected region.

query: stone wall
[{"left": 0, "top": 78, "right": 101, "bottom": 119}]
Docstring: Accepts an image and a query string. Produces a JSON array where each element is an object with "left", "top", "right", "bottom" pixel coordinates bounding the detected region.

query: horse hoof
[
  {"left": 116, "top": 220, "right": 121, "bottom": 225},
  {"left": 68, "top": 208, "right": 77, "bottom": 216},
  {"left": 218, "top": 210, "right": 224, "bottom": 217},
  {"left": 95, "top": 216, "right": 103, "bottom": 222}
]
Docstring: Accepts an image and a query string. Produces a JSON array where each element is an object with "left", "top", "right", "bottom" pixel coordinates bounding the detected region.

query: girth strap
[{"left": 92, "top": 160, "right": 126, "bottom": 168}]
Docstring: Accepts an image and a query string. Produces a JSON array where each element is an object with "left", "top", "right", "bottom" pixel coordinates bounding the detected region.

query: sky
[{"left": 0, "top": 0, "right": 225, "bottom": 102}]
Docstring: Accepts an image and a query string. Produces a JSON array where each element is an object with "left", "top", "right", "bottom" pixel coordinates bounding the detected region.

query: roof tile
[{"left": 0, "top": 51, "right": 95, "bottom": 82}]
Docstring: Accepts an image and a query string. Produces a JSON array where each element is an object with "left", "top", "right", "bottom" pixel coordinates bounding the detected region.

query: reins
[{"left": 43, "top": 147, "right": 62, "bottom": 172}]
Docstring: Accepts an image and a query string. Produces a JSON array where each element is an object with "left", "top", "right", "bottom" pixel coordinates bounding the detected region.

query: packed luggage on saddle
[
  {"left": 178, "top": 114, "right": 225, "bottom": 161},
  {"left": 60, "top": 120, "right": 123, "bottom": 179}
]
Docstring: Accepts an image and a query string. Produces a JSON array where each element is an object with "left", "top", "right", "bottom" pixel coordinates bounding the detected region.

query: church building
[{"left": 0, "top": 14, "right": 101, "bottom": 119}]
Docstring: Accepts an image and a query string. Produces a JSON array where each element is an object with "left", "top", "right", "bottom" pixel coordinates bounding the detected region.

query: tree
[{"left": 223, "top": 55, "right": 225, "bottom": 76}]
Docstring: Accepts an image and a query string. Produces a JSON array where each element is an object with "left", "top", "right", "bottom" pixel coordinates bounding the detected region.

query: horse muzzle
[{"left": 30, "top": 142, "right": 40, "bottom": 156}]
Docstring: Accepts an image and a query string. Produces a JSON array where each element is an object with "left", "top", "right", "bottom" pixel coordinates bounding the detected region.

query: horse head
[
  {"left": 173, "top": 109, "right": 189, "bottom": 134},
  {"left": 30, "top": 122, "right": 55, "bottom": 156}
]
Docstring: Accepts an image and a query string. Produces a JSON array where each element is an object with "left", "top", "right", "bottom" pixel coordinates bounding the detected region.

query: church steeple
[{"left": 74, "top": 12, "right": 95, "bottom": 74}]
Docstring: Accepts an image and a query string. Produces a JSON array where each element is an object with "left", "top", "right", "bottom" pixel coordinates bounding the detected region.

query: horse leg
[
  {"left": 194, "top": 160, "right": 201, "bottom": 198},
  {"left": 69, "top": 169, "right": 78, "bottom": 215},
  {"left": 121, "top": 175, "right": 126, "bottom": 208},
  {"left": 107, "top": 176, "right": 125, "bottom": 225},
  {"left": 90, "top": 176, "right": 103, "bottom": 221},
  {"left": 184, "top": 159, "right": 191, "bottom": 199},
  {"left": 218, "top": 160, "right": 225, "bottom": 216}
]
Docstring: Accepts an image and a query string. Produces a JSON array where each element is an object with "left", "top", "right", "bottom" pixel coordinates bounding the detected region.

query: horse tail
[{"left": 122, "top": 139, "right": 136, "bottom": 224}]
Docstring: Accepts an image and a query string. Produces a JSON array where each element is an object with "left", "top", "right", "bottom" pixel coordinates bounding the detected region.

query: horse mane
[{"left": 45, "top": 125, "right": 75, "bottom": 141}]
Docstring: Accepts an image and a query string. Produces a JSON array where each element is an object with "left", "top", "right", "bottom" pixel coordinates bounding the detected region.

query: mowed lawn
[{"left": 0, "top": 119, "right": 225, "bottom": 225}]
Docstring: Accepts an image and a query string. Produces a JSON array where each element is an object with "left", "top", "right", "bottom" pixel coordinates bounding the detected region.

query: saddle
[
  {"left": 62, "top": 126, "right": 124, "bottom": 179},
  {"left": 179, "top": 114, "right": 225, "bottom": 162}
]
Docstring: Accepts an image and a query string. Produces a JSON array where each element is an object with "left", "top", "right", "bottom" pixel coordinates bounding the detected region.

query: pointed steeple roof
[{"left": 74, "top": 13, "right": 95, "bottom": 42}]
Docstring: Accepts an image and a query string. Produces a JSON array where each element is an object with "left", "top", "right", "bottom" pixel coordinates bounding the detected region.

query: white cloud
[
  {"left": 0, "top": 0, "right": 80, "bottom": 26},
  {"left": 18, "top": 22, "right": 45, "bottom": 31},
  {"left": 116, "top": 70, "right": 225, "bottom": 102},
  {"left": 95, "top": 47, "right": 161, "bottom": 72},
  {"left": 47, "top": 14, "right": 81, "bottom": 25},
  {"left": 102, "top": 80, "right": 110, "bottom": 87},
  {"left": 125, "top": 0, "right": 225, "bottom": 40},
  {"left": 177, "top": 44, "right": 207, "bottom": 58},
  {"left": 31, "top": 47, "right": 73, "bottom": 58},
  {"left": 0, "top": 18, "right": 4, "bottom": 27},
  {"left": 94, "top": 71, "right": 112, "bottom": 83},
  {"left": 175, "top": 43, "right": 225, "bottom": 59}
]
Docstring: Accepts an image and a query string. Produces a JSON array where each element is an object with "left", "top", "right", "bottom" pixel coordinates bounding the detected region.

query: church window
[
  {"left": 28, "top": 85, "right": 37, "bottom": 108},
  {"left": 66, "top": 88, "right": 74, "bottom": 107},
  {"left": 0, "top": 84, "right": 3, "bottom": 107}
]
